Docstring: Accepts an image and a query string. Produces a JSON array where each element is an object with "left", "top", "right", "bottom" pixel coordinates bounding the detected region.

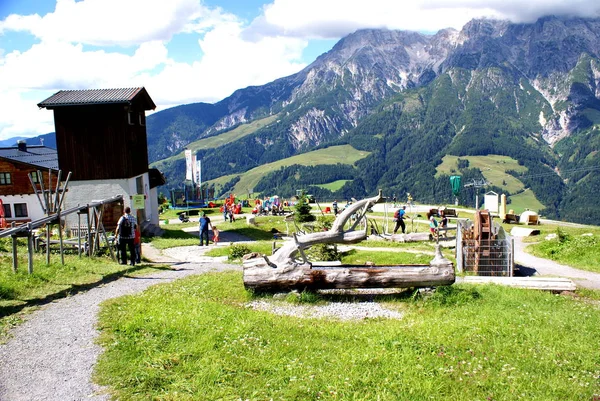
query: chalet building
[
  {"left": 37, "top": 88, "right": 165, "bottom": 232},
  {"left": 0, "top": 142, "right": 59, "bottom": 225}
]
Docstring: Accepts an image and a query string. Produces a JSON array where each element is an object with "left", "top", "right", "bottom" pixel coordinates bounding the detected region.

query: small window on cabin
[
  {"left": 128, "top": 111, "right": 135, "bottom": 125},
  {"left": 3, "top": 204, "right": 12, "bottom": 218},
  {"left": 139, "top": 112, "right": 146, "bottom": 126},
  {"left": 14, "top": 203, "right": 28, "bottom": 218},
  {"left": 31, "top": 171, "right": 39, "bottom": 183},
  {"left": 0, "top": 172, "right": 11, "bottom": 185}
]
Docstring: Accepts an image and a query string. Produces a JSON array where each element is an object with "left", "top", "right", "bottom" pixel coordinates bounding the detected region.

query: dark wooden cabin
[{"left": 37, "top": 88, "right": 156, "bottom": 181}]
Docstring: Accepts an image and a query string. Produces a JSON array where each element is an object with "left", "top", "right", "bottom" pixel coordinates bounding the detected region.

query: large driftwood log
[{"left": 243, "top": 190, "right": 455, "bottom": 291}]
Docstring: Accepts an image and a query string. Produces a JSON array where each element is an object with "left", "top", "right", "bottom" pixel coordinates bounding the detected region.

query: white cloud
[
  {"left": 0, "top": 0, "right": 308, "bottom": 140},
  {"left": 0, "top": 89, "right": 56, "bottom": 138},
  {"left": 248, "top": 0, "right": 600, "bottom": 39},
  {"left": 1, "top": 0, "right": 600, "bottom": 141},
  {"left": 1, "top": 0, "right": 204, "bottom": 46},
  {"left": 142, "top": 21, "right": 306, "bottom": 107}
]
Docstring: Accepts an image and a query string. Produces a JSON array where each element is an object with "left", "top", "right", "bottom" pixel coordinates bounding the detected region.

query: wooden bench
[
  {"left": 427, "top": 208, "right": 459, "bottom": 219},
  {"left": 524, "top": 214, "right": 539, "bottom": 225},
  {"left": 444, "top": 208, "right": 458, "bottom": 218},
  {"left": 502, "top": 213, "right": 520, "bottom": 224}
]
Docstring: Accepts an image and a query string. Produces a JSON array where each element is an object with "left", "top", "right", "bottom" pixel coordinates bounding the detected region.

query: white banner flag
[
  {"left": 185, "top": 150, "right": 193, "bottom": 181},
  {"left": 196, "top": 159, "right": 201, "bottom": 188}
]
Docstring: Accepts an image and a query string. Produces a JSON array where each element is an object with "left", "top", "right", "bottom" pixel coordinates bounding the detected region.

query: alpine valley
[{"left": 31, "top": 15, "right": 600, "bottom": 225}]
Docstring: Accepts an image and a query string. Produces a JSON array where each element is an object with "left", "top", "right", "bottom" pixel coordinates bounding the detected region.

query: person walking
[
  {"left": 333, "top": 200, "right": 339, "bottom": 215},
  {"left": 393, "top": 205, "right": 406, "bottom": 234},
  {"left": 133, "top": 224, "right": 141, "bottom": 264},
  {"left": 116, "top": 206, "right": 137, "bottom": 266},
  {"left": 199, "top": 212, "right": 212, "bottom": 246}
]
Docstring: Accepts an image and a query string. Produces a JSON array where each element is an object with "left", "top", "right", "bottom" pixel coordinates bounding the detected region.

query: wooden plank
[{"left": 459, "top": 276, "right": 576, "bottom": 291}]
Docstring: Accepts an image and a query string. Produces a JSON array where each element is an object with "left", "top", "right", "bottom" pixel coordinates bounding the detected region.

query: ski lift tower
[{"left": 463, "top": 178, "right": 489, "bottom": 210}]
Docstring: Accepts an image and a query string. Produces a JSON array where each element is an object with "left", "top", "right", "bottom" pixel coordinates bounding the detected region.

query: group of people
[
  {"left": 199, "top": 212, "right": 219, "bottom": 246},
  {"left": 392, "top": 205, "right": 448, "bottom": 239}
]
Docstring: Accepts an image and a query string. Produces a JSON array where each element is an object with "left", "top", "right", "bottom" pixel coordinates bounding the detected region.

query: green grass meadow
[
  {"left": 436, "top": 155, "right": 528, "bottom": 194},
  {"left": 2, "top": 210, "right": 600, "bottom": 400},
  {"left": 205, "top": 145, "right": 370, "bottom": 196},
  {"left": 94, "top": 271, "right": 600, "bottom": 401}
]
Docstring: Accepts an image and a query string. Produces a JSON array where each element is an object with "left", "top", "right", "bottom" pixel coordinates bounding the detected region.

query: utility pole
[{"left": 463, "top": 179, "right": 489, "bottom": 210}]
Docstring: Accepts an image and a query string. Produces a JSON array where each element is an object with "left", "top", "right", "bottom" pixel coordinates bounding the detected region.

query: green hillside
[
  {"left": 206, "top": 145, "right": 370, "bottom": 197},
  {"left": 315, "top": 180, "right": 351, "bottom": 191},
  {"left": 152, "top": 115, "right": 279, "bottom": 166},
  {"left": 436, "top": 155, "right": 545, "bottom": 212},
  {"left": 436, "top": 155, "right": 528, "bottom": 193}
]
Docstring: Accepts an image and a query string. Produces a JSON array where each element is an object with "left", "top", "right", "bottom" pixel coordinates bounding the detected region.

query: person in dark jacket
[
  {"left": 199, "top": 212, "right": 213, "bottom": 246},
  {"left": 116, "top": 207, "right": 137, "bottom": 266}
]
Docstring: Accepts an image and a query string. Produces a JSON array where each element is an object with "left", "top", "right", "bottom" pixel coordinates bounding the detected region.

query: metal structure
[
  {"left": 0, "top": 185, "right": 123, "bottom": 274},
  {"left": 456, "top": 210, "right": 514, "bottom": 276}
]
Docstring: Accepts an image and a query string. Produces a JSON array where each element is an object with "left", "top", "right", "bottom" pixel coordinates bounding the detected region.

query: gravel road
[{"left": 0, "top": 244, "right": 240, "bottom": 401}]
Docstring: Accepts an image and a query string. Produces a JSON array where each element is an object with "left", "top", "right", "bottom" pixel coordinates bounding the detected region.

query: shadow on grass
[{"left": 0, "top": 264, "right": 175, "bottom": 319}]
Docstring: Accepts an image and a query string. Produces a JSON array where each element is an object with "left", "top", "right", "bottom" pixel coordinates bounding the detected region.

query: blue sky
[{"left": 0, "top": 0, "right": 597, "bottom": 141}]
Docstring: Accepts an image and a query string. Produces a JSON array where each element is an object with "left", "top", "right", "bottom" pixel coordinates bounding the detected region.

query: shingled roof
[
  {"left": 37, "top": 87, "right": 156, "bottom": 110},
  {"left": 0, "top": 144, "right": 58, "bottom": 170}
]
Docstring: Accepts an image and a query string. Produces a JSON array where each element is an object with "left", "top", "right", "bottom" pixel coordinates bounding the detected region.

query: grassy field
[
  {"left": 522, "top": 224, "right": 600, "bottom": 273},
  {"left": 2, "top": 211, "right": 600, "bottom": 400},
  {"left": 506, "top": 189, "right": 545, "bottom": 214},
  {"left": 315, "top": 179, "right": 351, "bottom": 191},
  {"left": 436, "top": 155, "right": 527, "bottom": 193},
  {"left": 436, "top": 155, "right": 545, "bottom": 213},
  {"left": 205, "top": 144, "right": 370, "bottom": 197},
  {"left": 94, "top": 271, "right": 600, "bottom": 400}
]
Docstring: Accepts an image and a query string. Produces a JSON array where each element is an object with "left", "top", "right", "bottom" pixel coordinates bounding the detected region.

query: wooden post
[
  {"left": 46, "top": 223, "right": 51, "bottom": 265},
  {"left": 27, "top": 230, "right": 34, "bottom": 274},
  {"left": 11, "top": 233, "right": 18, "bottom": 273},
  {"left": 86, "top": 206, "right": 92, "bottom": 257},
  {"left": 77, "top": 212, "right": 82, "bottom": 258},
  {"left": 57, "top": 212, "right": 65, "bottom": 265}
]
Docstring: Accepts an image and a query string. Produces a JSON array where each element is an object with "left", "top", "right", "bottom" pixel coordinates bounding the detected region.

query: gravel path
[
  {"left": 514, "top": 237, "right": 600, "bottom": 290},
  {"left": 0, "top": 244, "right": 241, "bottom": 401}
]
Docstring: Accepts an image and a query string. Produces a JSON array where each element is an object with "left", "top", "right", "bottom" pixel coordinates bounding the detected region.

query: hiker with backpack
[
  {"left": 116, "top": 206, "right": 138, "bottom": 266},
  {"left": 393, "top": 205, "right": 406, "bottom": 234}
]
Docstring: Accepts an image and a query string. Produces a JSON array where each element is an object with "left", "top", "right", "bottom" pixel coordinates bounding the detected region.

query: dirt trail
[{"left": 513, "top": 237, "right": 600, "bottom": 290}]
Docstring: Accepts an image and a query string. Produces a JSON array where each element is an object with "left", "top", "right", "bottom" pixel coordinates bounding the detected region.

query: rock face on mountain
[{"left": 147, "top": 15, "right": 600, "bottom": 224}]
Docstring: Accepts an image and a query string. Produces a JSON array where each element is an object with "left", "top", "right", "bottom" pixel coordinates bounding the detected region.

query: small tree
[{"left": 294, "top": 193, "right": 315, "bottom": 223}]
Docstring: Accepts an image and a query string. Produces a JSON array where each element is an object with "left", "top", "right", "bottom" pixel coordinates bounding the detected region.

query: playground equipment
[
  {"left": 456, "top": 210, "right": 514, "bottom": 276},
  {"left": 243, "top": 190, "right": 455, "bottom": 292}
]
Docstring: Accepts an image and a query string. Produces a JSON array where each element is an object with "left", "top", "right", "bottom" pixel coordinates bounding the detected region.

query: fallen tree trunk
[
  {"left": 244, "top": 263, "right": 455, "bottom": 292},
  {"left": 243, "top": 244, "right": 455, "bottom": 292}
]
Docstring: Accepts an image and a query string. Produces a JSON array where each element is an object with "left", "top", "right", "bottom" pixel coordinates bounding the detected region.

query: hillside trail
[{"left": 1, "top": 223, "right": 599, "bottom": 400}]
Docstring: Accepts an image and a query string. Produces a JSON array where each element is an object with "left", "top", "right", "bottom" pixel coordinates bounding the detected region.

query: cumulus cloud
[
  {"left": 0, "top": 0, "right": 308, "bottom": 140},
  {"left": 0, "top": 0, "right": 205, "bottom": 46},
  {"left": 247, "top": 0, "right": 600, "bottom": 39}
]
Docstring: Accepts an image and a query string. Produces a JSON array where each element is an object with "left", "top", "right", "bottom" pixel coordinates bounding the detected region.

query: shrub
[{"left": 228, "top": 244, "right": 251, "bottom": 260}]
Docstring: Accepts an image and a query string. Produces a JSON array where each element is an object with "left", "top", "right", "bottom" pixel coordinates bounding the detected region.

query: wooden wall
[
  {"left": 53, "top": 100, "right": 149, "bottom": 181},
  {"left": 0, "top": 160, "right": 59, "bottom": 196}
]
